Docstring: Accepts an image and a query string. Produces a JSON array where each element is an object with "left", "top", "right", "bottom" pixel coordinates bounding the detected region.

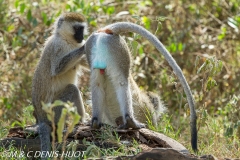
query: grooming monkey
[
  {"left": 84, "top": 22, "right": 197, "bottom": 152},
  {"left": 32, "top": 12, "right": 87, "bottom": 154}
]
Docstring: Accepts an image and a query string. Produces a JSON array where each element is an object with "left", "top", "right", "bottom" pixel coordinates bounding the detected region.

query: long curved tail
[{"left": 101, "top": 22, "right": 197, "bottom": 152}]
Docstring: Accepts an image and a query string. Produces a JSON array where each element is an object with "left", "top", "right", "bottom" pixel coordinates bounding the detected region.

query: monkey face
[
  {"left": 56, "top": 18, "right": 87, "bottom": 45},
  {"left": 73, "top": 24, "right": 84, "bottom": 43}
]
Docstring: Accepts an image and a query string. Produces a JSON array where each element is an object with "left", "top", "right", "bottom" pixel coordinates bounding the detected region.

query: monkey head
[{"left": 54, "top": 12, "right": 88, "bottom": 44}]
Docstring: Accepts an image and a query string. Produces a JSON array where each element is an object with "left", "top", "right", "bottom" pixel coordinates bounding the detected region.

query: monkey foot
[
  {"left": 118, "top": 115, "right": 145, "bottom": 129},
  {"left": 91, "top": 117, "right": 102, "bottom": 129}
]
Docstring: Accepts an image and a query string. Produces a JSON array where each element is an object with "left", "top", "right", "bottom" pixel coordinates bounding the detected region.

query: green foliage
[
  {"left": 0, "top": 0, "right": 8, "bottom": 23},
  {"left": 218, "top": 27, "right": 227, "bottom": 40},
  {"left": 11, "top": 105, "right": 35, "bottom": 128},
  {"left": 197, "top": 103, "right": 240, "bottom": 157},
  {"left": 220, "top": 95, "right": 240, "bottom": 139},
  {"left": 42, "top": 100, "right": 81, "bottom": 155},
  {"left": 197, "top": 57, "right": 223, "bottom": 91},
  {"left": 141, "top": 16, "right": 151, "bottom": 29},
  {"left": 80, "top": 127, "right": 142, "bottom": 159},
  {"left": 0, "top": 145, "right": 28, "bottom": 159},
  {"left": 0, "top": 121, "right": 10, "bottom": 139}
]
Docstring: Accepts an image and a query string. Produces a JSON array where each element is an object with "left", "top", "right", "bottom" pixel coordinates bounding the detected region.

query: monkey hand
[{"left": 118, "top": 115, "right": 145, "bottom": 129}]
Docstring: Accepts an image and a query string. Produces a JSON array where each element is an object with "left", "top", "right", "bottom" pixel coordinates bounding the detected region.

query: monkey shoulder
[{"left": 42, "top": 37, "right": 55, "bottom": 55}]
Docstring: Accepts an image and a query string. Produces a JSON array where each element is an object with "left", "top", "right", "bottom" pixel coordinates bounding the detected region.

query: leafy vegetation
[{"left": 0, "top": 0, "right": 240, "bottom": 158}]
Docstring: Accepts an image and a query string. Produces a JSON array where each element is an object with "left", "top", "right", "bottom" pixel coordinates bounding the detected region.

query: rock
[
  {"left": 124, "top": 148, "right": 199, "bottom": 160},
  {"left": 139, "top": 128, "right": 189, "bottom": 154}
]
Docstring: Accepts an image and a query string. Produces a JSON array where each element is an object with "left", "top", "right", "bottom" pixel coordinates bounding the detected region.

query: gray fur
[
  {"left": 32, "top": 13, "right": 86, "bottom": 158},
  {"left": 102, "top": 22, "right": 198, "bottom": 152},
  {"left": 84, "top": 22, "right": 197, "bottom": 152},
  {"left": 54, "top": 47, "right": 85, "bottom": 75},
  {"left": 84, "top": 32, "right": 165, "bottom": 130}
]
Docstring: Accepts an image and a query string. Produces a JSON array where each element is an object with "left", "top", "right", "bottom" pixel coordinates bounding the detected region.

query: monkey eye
[{"left": 73, "top": 25, "right": 84, "bottom": 31}]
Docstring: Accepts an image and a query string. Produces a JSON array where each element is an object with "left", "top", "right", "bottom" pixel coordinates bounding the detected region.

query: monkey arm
[{"left": 52, "top": 46, "right": 85, "bottom": 76}]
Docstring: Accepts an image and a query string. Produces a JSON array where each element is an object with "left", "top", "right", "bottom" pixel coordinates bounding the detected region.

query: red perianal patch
[{"left": 100, "top": 69, "right": 105, "bottom": 74}]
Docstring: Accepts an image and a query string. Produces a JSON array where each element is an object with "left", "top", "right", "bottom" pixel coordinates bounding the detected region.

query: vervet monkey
[
  {"left": 32, "top": 12, "right": 87, "bottom": 155},
  {"left": 84, "top": 22, "right": 197, "bottom": 152}
]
